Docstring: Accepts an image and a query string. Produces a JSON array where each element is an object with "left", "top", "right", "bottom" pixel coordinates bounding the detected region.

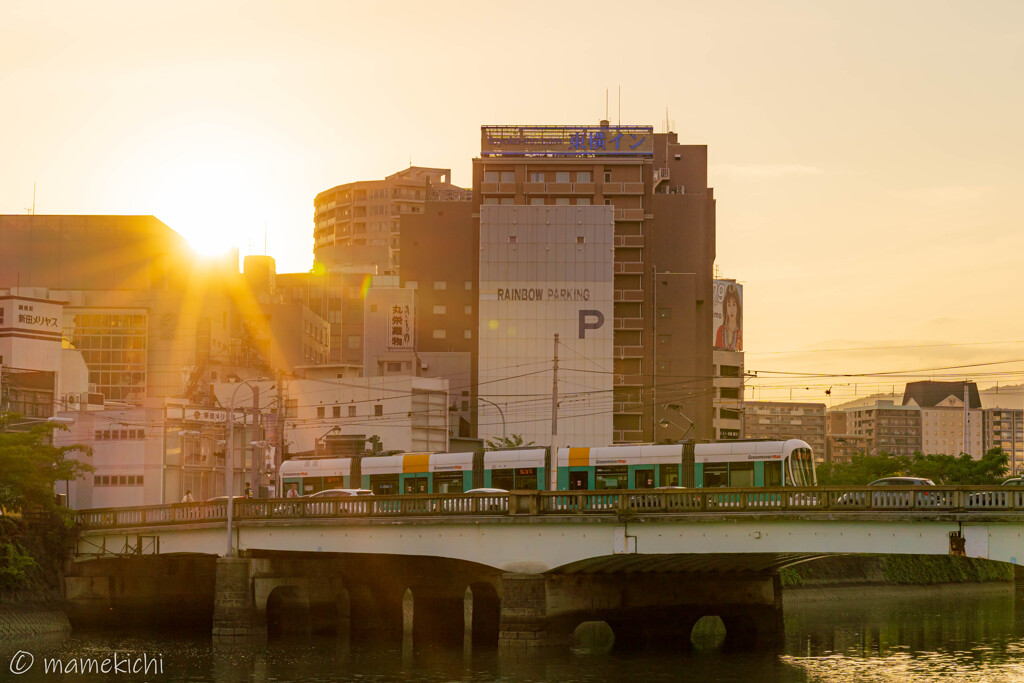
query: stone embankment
[{"left": 0, "top": 594, "right": 71, "bottom": 637}]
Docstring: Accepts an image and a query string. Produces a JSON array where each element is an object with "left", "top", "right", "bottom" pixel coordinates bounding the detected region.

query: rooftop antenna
[
  {"left": 605, "top": 87, "right": 609, "bottom": 121},
  {"left": 618, "top": 85, "right": 621, "bottom": 126}
]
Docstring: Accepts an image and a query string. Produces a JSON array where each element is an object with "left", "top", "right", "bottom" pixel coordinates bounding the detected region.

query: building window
[
  {"left": 556, "top": 171, "right": 570, "bottom": 182},
  {"left": 433, "top": 281, "right": 447, "bottom": 290},
  {"left": 721, "top": 409, "right": 741, "bottom": 421},
  {"left": 555, "top": 198, "right": 570, "bottom": 205},
  {"left": 508, "top": 236, "right": 517, "bottom": 244},
  {"left": 347, "top": 335, "right": 361, "bottom": 349},
  {"left": 577, "top": 171, "right": 591, "bottom": 182},
  {"left": 530, "top": 171, "right": 544, "bottom": 182},
  {"left": 433, "top": 329, "right": 447, "bottom": 339},
  {"left": 374, "top": 405, "right": 383, "bottom": 416},
  {"left": 317, "top": 406, "right": 325, "bottom": 418},
  {"left": 576, "top": 236, "right": 585, "bottom": 244},
  {"left": 484, "top": 171, "right": 499, "bottom": 183},
  {"left": 720, "top": 387, "right": 740, "bottom": 400},
  {"left": 720, "top": 365, "right": 741, "bottom": 378},
  {"left": 464, "top": 330, "right": 472, "bottom": 339},
  {"left": 406, "top": 281, "right": 418, "bottom": 289},
  {"left": 500, "top": 198, "right": 514, "bottom": 205},
  {"left": 348, "top": 405, "right": 357, "bottom": 417},
  {"left": 576, "top": 198, "right": 591, "bottom": 205},
  {"left": 604, "top": 170, "right": 611, "bottom": 182},
  {"left": 333, "top": 406, "right": 341, "bottom": 418},
  {"left": 465, "top": 281, "right": 473, "bottom": 290},
  {"left": 433, "top": 305, "right": 447, "bottom": 315},
  {"left": 464, "top": 305, "right": 472, "bottom": 314},
  {"left": 387, "top": 362, "right": 402, "bottom": 372},
  {"left": 483, "top": 197, "right": 499, "bottom": 205},
  {"left": 500, "top": 171, "right": 514, "bottom": 182}
]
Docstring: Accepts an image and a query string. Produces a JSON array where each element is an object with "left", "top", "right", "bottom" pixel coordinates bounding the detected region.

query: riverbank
[
  {"left": 781, "top": 555, "right": 1015, "bottom": 591},
  {"left": 0, "top": 599, "right": 71, "bottom": 637}
]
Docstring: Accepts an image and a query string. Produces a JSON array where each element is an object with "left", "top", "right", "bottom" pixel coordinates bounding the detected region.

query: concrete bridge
[{"left": 67, "top": 486, "right": 1024, "bottom": 650}]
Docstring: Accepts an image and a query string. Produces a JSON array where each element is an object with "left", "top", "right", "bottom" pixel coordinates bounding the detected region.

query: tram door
[
  {"left": 405, "top": 476, "right": 428, "bottom": 494},
  {"left": 569, "top": 471, "right": 589, "bottom": 490},
  {"left": 635, "top": 468, "right": 655, "bottom": 489}
]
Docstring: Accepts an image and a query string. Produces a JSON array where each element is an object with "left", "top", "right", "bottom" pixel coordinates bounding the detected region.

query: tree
[
  {"left": 0, "top": 421, "right": 92, "bottom": 521},
  {"left": 817, "top": 447, "right": 1009, "bottom": 486},
  {"left": 484, "top": 434, "right": 536, "bottom": 450}
]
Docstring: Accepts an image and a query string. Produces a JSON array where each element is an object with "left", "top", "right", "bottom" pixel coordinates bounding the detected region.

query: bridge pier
[
  {"left": 213, "top": 557, "right": 257, "bottom": 637},
  {"left": 499, "top": 573, "right": 552, "bottom": 649},
  {"left": 497, "top": 570, "right": 784, "bottom": 651}
]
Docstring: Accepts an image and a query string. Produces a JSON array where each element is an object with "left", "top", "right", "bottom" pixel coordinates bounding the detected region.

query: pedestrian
[
  {"left": 182, "top": 490, "right": 194, "bottom": 503},
  {"left": 244, "top": 482, "right": 253, "bottom": 498},
  {"left": 286, "top": 483, "right": 299, "bottom": 498}
]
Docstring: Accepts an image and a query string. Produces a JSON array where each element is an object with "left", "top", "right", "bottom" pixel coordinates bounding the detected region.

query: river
[{"left": 5, "top": 586, "right": 1024, "bottom": 681}]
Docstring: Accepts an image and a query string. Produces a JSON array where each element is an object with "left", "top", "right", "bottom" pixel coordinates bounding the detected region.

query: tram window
[
  {"left": 370, "top": 475, "right": 399, "bottom": 495},
  {"left": 659, "top": 464, "right": 680, "bottom": 487},
  {"left": 729, "top": 463, "right": 754, "bottom": 488},
  {"left": 764, "top": 462, "right": 782, "bottom": 487},
  {"left": 569, "top": 471, "right": 589, "bottom": 490},
  {"left": 703, "top": 464, "right": 728, "bottom": 487},
  {"left": 303, "top": 479, "right": 323, "bottom": 495},
  {"left": 325, "top": 476, "right": 344, "bottom": 489},
  {"left": 434, "top": 471, "right": 464, "bottom": 494},
  {"left": 491, "top": 469, "right": 514, "bottom": 490},
  {"left": 635, "top": 468, "right": 655, "bottom": 488},
  {"left": 515, "top": 467, "right": 538, "bottom": 490},
  {"left": 595, "top": 466, "right": 627, "bottom": 490},
  {"left": 406, "top": 476, "right": 428, "bottom": 494}
]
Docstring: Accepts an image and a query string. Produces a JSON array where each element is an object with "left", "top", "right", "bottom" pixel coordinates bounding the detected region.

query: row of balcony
[{"left": 479, "top": 181, "right": 645, "bottom": 196}]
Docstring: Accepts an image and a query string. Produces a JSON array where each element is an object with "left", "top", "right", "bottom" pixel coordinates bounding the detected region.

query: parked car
[
  {"left": 1001, "top": 478, "right": 1024, "bottom": 487},
  {"left": 835, "top": 477, "right": 936, "bottom": 507},
  {"left": 440, "top": 488, "right": 508, "bottom": 512}
]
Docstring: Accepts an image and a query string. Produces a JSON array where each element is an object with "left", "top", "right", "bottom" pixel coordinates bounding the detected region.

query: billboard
[
  {"left": 712, "top": 280, "right": 743, "bottom": 351},
  {"left": 479, "top": 206, "right": 614, "bottom": 447}
]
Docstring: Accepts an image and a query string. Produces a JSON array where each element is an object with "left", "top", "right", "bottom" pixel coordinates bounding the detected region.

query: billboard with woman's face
[{"left": 713, "top": 280, "right": 743, "bottom": 351}]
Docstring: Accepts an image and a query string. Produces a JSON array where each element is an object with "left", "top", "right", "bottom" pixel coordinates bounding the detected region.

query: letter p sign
[{"left": 578, "top": 310, "right": 605, "bottom": 339}]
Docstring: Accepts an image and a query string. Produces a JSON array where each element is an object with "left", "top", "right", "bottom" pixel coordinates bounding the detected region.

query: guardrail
[{"left": 76, "top": 486, "right": 1024, "bottom": 530}]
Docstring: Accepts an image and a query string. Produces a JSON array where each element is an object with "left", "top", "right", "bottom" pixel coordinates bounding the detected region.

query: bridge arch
[
  {"left": 266, "top": 585, "right": 310, "bottom": 637},
  {"left": 465, "top": 581, "right": 500, "bottom": 648}
]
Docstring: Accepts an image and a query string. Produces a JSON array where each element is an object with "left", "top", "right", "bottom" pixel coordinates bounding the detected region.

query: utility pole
[
  {"left": 963, "top": 382, "right": 970, "bottom": 456},
  {"left": 276, "top": 372, "right": 286, "bottom": 490},
  {"left": 251, "top": 385, "right": 260, "bottom": 496},
  {"left": 551, "top": 333, "right": 559, "bottom": 490}
]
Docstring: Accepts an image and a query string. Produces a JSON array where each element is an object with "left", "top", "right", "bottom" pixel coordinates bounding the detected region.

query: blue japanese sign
[{"left": 481, "top": 125, "right": 653, "bottom": 157}]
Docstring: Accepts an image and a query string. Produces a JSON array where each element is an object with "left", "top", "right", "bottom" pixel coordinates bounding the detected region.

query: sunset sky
[{"left": 2, "top": 0, "right": 1022, "bottom": 404}]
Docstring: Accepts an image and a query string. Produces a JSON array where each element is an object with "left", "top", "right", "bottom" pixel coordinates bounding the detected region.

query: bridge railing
[{"left": 75, "top": 486, "right": 1024, "bottom": 530}]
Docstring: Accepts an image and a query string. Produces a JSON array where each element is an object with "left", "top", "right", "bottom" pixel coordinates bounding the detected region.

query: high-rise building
[
  {"left": 313, "top": 167, "right": 470, "bottom": 274},
  {"left": 842, "top": 400, "right": 922, "bottom": 456},
  {"left": 982, "top": 408, "right": 1024, "bottom": 475},
  {"left": 903, "top": 381, "right": 983, "bottom": 457},
  {"left": 744, "top": 401, "right": 826, "bottom": 464},
  {"left": 398, "top": 123, "right": 716, "bottom": 445}
]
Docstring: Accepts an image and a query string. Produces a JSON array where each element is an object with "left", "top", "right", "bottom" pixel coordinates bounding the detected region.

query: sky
[{"left": 2, "top": 0, "right": 1023, "bottom": 405}]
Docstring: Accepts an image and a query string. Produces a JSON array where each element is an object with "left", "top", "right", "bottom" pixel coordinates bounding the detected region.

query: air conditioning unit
[
  {"left": 676, "top": 185, "right": 685, "bottom": 195},
  {"left": 64, "top": 393, "right": 80, "bottom": 409},
  {"left": 421, "top": 363, "right": 429, "bottom": 371}
]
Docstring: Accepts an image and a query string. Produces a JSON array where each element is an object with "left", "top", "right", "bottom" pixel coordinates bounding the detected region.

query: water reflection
[{"left": 4, "top": 588, "right": 1024, "bottom": 682}]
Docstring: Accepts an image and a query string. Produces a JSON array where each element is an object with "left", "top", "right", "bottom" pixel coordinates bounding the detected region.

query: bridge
[{"left": 67, "top": 486, "right": 1024, "bottom": 651}]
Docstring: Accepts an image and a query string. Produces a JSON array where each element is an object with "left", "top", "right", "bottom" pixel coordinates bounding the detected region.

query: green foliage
[
  {"left": 0, "top": 541, "right": 37, "bottom": 591},
  {"left": 779, "top": 567, "right": 804, "bottom": 587},
  {"left": 0, "top": 418, "right": 93, "bottom": 518},
  {"left": 817, "top": 447, "right": 1008, "bottom": 486},
  {"left": 881, "top": 555, "right": 1013, "bottom": 584},
  {"left": 484, "top": 434, "right": 536, "bottom": 450}
]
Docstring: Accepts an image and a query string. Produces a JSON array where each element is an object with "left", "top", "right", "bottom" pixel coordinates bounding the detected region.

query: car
[
  {"left": 1001, "top": 478, "right": 1024, "bottom": 486},
  {"left": 305, "top": 488, "right": 374, "bottom": 498},
  {"left": 835, "top": 477, "right": 936, "bottom": 507},
  {"left": 440, "top": 488, "right": 509, "bottom": 512},
  {"left": 867, "top": 477, "right": 936, "bottom": 487},
  {"left": 464, "top": 488, "right": 509, "bottom": 494}
]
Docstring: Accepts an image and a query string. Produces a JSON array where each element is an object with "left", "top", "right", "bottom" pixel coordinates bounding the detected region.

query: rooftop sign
[{"left": 481, "top": 125, "right": 653, "bottom": 158}]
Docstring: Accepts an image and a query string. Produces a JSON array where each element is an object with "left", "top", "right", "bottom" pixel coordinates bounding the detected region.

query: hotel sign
[{"left": 481, "top": 125, "right": 653, "bottom": 157}]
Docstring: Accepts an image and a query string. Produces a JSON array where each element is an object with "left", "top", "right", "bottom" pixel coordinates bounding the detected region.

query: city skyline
[{"left": 3, "top": 0, "right": 1023, "bottom": 404}]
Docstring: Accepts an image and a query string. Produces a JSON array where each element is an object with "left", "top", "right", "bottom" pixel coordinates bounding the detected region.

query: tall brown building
[{"left": 399, "top": 124, "right": 716, "bottom": 444}]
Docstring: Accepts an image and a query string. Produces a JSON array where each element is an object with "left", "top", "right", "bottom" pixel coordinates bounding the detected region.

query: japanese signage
[
  {"left": 389, "top": 304, "right": 411, "bottom": 350},
  {"left": 481, "top": 125, "right": 653, "bottom": 157},
  {"left": 0, "top": 297, "right": 64, "bottom": 337},
  {"left": 712, "top": 280, "right": 743, "bottom": 351}
]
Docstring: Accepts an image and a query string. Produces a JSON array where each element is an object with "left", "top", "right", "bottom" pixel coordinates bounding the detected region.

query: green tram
[{"left": 277, "top": 440, "right": 814, "bottom": 496}]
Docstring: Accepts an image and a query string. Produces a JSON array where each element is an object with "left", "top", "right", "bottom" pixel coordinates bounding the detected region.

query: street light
[
  {"left": 657, "top": 403, "right": 694, "bottom": 441},
  {"left": 224, "top": 378, "right": 267, "bottom": 558},
  {"left": 477, "top": 397, "right": 506, "bottom": 442}
]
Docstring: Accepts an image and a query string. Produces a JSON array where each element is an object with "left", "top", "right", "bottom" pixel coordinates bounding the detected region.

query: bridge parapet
[{"left": 76, "top": 486, "right": 1024, "bottom": 531}]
